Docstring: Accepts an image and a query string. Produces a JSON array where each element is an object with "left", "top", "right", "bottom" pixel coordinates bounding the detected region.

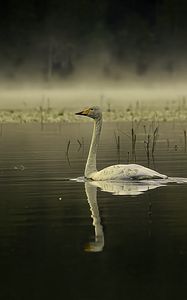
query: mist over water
[
  {"left": 0, "top": 80, "right": 187, "bottom": 109},
  {"left": 1, "top": 43, "right": 187, "bottom": 109},
  {"left": 1, "top": 0, "right": 187, "bottom": 110}
]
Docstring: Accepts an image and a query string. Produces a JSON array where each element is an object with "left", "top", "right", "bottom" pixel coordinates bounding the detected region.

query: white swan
[{"left": 76, "top": 106, "right": 168, "bottom": 181}]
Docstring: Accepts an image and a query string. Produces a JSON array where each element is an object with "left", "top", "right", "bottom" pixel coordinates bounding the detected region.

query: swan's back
[{"left": 89, "top": 164, "right": 168, "bottom": 181}]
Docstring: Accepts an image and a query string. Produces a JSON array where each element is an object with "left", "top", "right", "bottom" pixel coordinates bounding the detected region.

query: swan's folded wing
[{"left": 91, "top": 164, "right": 167, "bottom": 181}]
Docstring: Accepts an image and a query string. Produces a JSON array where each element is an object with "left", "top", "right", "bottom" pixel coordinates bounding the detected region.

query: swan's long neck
[{"left": 85, "top": 117, "right": 102, "bottom": 178}]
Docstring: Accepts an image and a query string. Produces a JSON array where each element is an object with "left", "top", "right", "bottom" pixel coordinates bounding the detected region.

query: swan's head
[{"left": 75, "top": 106, "right": 102, "bottom": 120}]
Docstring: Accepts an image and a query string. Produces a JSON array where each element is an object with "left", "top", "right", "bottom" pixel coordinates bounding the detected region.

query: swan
[{"left": 75, "top": 106, "right": 168, "bottom": 181}]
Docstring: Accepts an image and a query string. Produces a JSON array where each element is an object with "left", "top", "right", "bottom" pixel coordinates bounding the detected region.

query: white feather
[{"left": 90, "top": 163, "right": 167, "bottom": 180}]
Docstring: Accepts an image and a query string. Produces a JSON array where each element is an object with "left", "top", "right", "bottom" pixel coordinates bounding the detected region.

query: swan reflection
[
  {"left": 88, "top": 179, "right": 166, "bottom": 195},
  {"left": 84, "top": 181, "right": 104, "bottom": 252},
  {"left": 84, "top": 179, "right": 165, "bottom": 253},
  {"left": 78, "top": 177, "right": 187, "bottom": 252}
]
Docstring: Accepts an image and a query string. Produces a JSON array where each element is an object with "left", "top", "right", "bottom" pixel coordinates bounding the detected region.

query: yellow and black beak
[{"left": 75, "top": 108, "right": 90, "bottom": 116}]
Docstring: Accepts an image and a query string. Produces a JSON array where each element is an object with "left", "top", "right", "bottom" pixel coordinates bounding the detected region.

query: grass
[{"left": 0, "top": 98, "right": 187, "bottom": 124}]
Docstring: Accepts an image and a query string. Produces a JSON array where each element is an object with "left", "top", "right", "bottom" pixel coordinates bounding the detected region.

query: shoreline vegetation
[{"left": 0, "top": 99, "right": 187, "bottom": 124}]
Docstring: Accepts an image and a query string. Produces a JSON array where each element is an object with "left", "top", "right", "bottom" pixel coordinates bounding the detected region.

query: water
[{"left": 0, "top": 122, "right": 187, "bottom": 300}]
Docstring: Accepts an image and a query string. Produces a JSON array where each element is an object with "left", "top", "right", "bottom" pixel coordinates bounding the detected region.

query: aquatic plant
[
  {"left": 184, "top": 130, "right": 187, "bottom": 152},
  {"left": 114, "top": 130, "right": 121, "bottom": 163},
  {"left": 0, "top": 98, "right": 187, "bottom": 124},
  {"left": 152, "top": 126, "right": 159, "bottom": 156}
]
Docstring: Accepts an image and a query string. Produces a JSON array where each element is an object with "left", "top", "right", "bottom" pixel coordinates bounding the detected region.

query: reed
[
  {"left": 117, "top": 135, "right": 120, "bottom": 152},
  {"left": 184, "top": 130, "right": 187, "bottom": 152},
  {"left": 66, "top": 140, "right": 71, "bottom": 156},
  {"left": 152, "top": 126, "right": 159, "bottom": 156},
  {"left": 144, "top": 133, "right": 151, "bottom": 166},
  {"left": 66, "top": 140, "right": 71, "bottom": 166},
  {"left": 77, "top": 139, "right": 82, "bottom": 152},
  {"left": 127, "top": 151, "right": 130, "bottom": 163},
  {"left": 114, "top": 131, "right": 120, "bottom": 151},
  {"left": 114, "top": 131, "right": 120, "bottom": 163},
  {"left": 131, "top": 127, "right": 137, "bottom": 162}
]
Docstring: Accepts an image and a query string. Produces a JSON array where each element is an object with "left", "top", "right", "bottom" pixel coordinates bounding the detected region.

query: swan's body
[
  {"left": 76, "top": 106, "right": 167, "bottom": 181},
  {"left": 87, "top": 163, "right": 167, "bottom": 181}
]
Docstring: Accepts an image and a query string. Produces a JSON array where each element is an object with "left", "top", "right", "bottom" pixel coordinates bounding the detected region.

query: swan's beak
[{"left": 75, "top": 108, "right": 90, "bottom": 116}]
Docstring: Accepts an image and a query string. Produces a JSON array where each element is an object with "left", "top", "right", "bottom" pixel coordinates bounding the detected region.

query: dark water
[{"left": 0, "top": 122, "right": 187, "bottom": 300}]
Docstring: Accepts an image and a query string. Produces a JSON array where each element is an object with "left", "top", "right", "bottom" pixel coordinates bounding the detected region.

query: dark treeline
[{"left": 0, "top": 0, "right": 187, "bottom": 81}]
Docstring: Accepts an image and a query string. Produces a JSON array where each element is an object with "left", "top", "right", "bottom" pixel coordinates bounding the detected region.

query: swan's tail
[{"left": 164, "top": 177, "right": 187, "bottom": 184}]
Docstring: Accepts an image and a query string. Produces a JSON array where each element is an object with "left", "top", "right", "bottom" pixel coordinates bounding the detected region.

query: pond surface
[{"left": 0, "top": 122, "right": 187, "bottom": 300}]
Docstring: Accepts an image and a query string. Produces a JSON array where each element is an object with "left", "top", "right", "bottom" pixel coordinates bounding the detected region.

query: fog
[
  {"left": 1, "top": 0, "right": 187, "bottom": 109},
  {"left": 0, "top": 67, "right": 187, "bottom": 109}
]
